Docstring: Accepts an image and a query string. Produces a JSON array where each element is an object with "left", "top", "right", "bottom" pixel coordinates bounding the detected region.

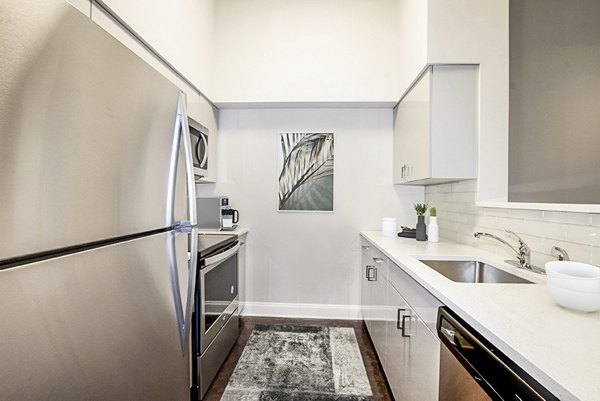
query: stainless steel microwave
[{"left": 188, "top": 117, "right": 208, "bottom": 177}]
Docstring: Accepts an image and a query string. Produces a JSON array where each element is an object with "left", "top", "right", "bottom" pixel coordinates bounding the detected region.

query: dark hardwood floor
[{"left": 202, "top": 316, "right": 393, "bottom": 401}]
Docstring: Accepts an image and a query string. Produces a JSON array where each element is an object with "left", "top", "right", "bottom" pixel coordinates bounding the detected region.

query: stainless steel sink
[{"left": 419, "top": 260, "right": 533, "bottom": 284}]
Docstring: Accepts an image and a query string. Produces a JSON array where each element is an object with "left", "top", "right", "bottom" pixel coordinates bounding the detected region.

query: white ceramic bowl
[{"left": 545, "top": 261, "right": 600, "bottom": 312}]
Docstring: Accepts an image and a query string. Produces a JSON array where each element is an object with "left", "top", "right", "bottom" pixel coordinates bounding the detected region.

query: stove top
[{"left": 197, "top": 233, "right": 238, "bottom": 259}]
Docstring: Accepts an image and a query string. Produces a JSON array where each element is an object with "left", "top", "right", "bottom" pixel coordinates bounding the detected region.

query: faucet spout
[
  {"left": 474, "top": 232, "right": 521, "bottom": 257},
  {"left": 473, "top": 231, "right": 533, "bottom": 271}
]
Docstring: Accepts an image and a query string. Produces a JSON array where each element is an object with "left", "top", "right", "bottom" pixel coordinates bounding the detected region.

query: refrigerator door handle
[
  {"left": 177, "top": 94, "right": 197, "bottom": 227},
  {"left": 166, "top": 93, "right": 199, "bottom": 352},
  {"left": 177, "top": 95, "right": 199, "bottom": 353},
  {"left": 166, "top": 93, "right": 197, "bottom": 229}
]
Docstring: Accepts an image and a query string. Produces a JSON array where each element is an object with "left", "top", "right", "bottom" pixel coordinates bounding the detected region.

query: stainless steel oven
[
  {"left": 193, "top": 234, "right": 240, "bottom": 399},
  {"left": 199, "top": 240, "right": 239, "bottom": 351}
]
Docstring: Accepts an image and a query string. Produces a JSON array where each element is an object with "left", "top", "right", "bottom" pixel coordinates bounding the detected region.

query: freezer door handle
[{"left": 168, "top": 227, "right": 198, "bottom": 353}]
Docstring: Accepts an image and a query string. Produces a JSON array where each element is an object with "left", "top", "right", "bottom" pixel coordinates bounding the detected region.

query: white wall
[
  {"left": 97, "top": 0, "right": 215, "bottom": 99},
  {"left": 197, "top": 108, "right": 423, "bottom": 318},
  {"left": 212, "top": 0, "right": 401, "bottom": 106},
  {"left": 425, "top": 180, "right": 600, "bottom": 268},
  {"left": 395, "top": 0, "right": 428, "bottom": 97}
]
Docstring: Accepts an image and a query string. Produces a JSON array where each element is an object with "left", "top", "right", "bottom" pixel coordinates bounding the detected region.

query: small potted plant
[
  {"left": 429, "top": 207, "right": 439, "bottom": 243},
  {"left": 414, "top": 203, "right": 428, "bottom": 241}
]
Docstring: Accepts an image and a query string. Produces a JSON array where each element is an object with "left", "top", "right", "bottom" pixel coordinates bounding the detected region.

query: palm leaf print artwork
[{"left": 278, "top": 133, "right": 334, "bottom": 211}]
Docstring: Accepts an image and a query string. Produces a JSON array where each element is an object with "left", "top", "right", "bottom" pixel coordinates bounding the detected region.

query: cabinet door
[
  {"left": 393, "top": 68, "right": 431, "bottom": 184},
  {"left": 238, "top": 234, "right": 247, "bottom": 315},
  {"left": 386, "top": 284, "right": 440, "bottom": 401},
  {"left": 369, "top": 257, "right": 388, "bottom": 367},
  {"left": 360, "top": 244, "right": 373, "bottom": 326}
]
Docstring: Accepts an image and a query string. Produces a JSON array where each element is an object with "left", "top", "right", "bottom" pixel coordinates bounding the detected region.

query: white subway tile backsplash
[
  {"left": 563, "top": 225, "right": 600, "bottom": 247},
  {"left": 517, "top": 220, "right": 566, "bottom": 241},
  {"left": 481, "top": 207, "right": 510, "bottom": 217},
  {"left": 426, "top": 192, "right": 445, "bottom": 203},
  {"left": 472, "top": 214, "right": 497, "bottom": 229},
  {"left": 590, "top": 247, "right": 600, "bottom": 265},
  {"left": 530, "top": 251, "right": 555, "bottom": 268},
  {"left": 425, "top": 183, "right": 451, "bottom": 194},
  {"left": 496, "top": 216, "right": 525, "bottom": 232},
  {"left": 446, "top": 191, "right": 477, "bottom": 203},
  {"left": 589, "top": 214, "right": 600, "bottom": 227},
  {"left": 425, "top": 180, "right": 598, "bottom": 265},
  {"left": 543, "top": 211, "right": 591, "bottom": 226},
  {"left": 508, "top": 208, "right": 543, "bottom": 221},
  {"left": 451, "top": 179, "right": 477, "bottom": 193}
]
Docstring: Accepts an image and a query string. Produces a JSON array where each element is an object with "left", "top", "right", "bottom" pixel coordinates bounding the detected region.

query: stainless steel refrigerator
[{"left": 0, "top": 1, "right": 198, "bottom": 400}]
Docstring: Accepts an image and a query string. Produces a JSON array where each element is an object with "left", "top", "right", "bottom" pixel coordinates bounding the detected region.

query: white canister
[
  {"left": 428, "top": 216, "right": 439, "bottom": 242},
  {"left": 382, "top": 217, "right": 397, "bottom": 237}
]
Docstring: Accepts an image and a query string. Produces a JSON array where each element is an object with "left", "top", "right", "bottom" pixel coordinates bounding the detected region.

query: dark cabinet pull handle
[
  {"left": 401, "top": 314, "right": 412, "bottom": 337},
  {"left": 396, "top": 308, "right": 407, "bottom": 329},
  {"left": 366, "top": 266, "right": 377, "bottom": 281}
]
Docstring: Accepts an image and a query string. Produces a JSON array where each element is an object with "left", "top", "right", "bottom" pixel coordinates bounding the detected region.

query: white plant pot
[{"left": 428, "top": 216, "right": 439, "bottom": 243}]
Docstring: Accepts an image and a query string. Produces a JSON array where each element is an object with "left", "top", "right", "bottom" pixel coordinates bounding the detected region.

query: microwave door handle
[
  {"left": 203, "top": 243, "right": 241, "bottom": 271},
  {"left": 199, "top": 133, "right": 208, "bottom": 168}
]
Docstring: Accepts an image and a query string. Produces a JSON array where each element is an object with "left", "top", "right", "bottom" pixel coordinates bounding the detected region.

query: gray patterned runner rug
[{"left": 221, "top": 325, "right": 374, "bottom": 401}]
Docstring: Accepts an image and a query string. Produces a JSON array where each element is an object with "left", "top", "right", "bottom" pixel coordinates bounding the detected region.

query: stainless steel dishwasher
[{"left": 437, "top": 307, "right": 559, "bottom": 401}]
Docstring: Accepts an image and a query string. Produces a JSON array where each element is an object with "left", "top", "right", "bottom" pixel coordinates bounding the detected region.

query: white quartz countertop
[
  {"left": 197, "top": 226, "right": 249, "bottom": 236},
  {"left": 360, "top": 230, "right": 600, "bottom": 401}
]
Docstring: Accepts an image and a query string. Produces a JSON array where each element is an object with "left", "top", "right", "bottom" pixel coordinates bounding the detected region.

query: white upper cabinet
[{"left": 393, "top": 65, "right": 478, "bottom": 185}]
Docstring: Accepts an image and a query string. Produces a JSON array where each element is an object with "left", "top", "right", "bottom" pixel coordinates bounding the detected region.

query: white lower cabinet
[
  {"left": 238, "top": 233, "right": 247, "bottom": 315},
  {"left": 360, "top": 243, "right": 372, "bottom": 325},
  {"left": 360, "top": 238, "right": 442, "bottom": 401},
  {"left": 386, "top": 283, "right": 440, "bottom": 401},
  {"left": 360, "top": 241, "right": 388, "bottom": 366}
]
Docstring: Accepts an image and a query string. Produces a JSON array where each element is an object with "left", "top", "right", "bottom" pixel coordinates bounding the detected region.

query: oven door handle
[{"left": 203, "top": 242, "right": 240, "bottom": 271}]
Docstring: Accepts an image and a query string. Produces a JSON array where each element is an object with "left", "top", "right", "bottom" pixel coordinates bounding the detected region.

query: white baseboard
[{"left": 241, "top": 302, "right": 362, "bottom": 320}]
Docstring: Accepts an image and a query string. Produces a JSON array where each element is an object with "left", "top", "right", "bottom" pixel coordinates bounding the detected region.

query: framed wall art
[{"left": 278, "top": 133, "right": 334, "bottom": 212}]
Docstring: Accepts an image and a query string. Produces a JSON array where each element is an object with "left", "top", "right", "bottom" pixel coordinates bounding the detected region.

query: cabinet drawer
[
  {"left": 361, "top": 240, "right": 388, "bottom": 280},
  {"left": 388, "top": 261, "right": 442, "bottom": 334}
]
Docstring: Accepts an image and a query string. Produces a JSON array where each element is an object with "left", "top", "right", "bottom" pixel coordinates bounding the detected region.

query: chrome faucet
[
  {"left": 551, "top": 246, "right": 570, "bottom": 261},
  {"left": 474, "top": 230, "right": 544, "bottom": 274}
]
